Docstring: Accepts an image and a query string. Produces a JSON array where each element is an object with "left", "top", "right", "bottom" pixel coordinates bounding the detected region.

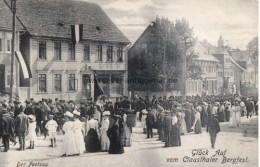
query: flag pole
[{"left": 10, "top": 0, "right": 17, "bottom": 103}]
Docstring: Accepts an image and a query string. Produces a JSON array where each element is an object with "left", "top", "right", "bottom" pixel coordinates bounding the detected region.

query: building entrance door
[
  {"left": 0, "top": 64, "right": 5, "bottom": 92},
  {"left": 82, "top": 74, "right": 91, "bottom": 98}
]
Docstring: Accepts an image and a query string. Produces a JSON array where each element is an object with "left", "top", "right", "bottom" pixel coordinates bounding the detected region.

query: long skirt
[
  {"left": 121, "top": 124, "right": 132, "bottom": 147},
  {"left": 61, "top": 130, "right": 78, "bottom": 156},
  {"left": 180, "top": 119, "right": 187, "bottom": 134},
  {"left": 107, "top": 127, "right": 124, "bottom": 154},
  {"left": 84, "top": 128, "right": 101, "bottom": 152},
  {"left": 100, "top": 128, "right": 110, "bottom": 151},
  {"left": 169, "top": 125, "right": 181, "bottom": 147},
  {"left": 74, "top": 129, "right": 85, "bottom": 154},
  {"left": 194, "top": 120, "right": 202, "bottom": 134}
]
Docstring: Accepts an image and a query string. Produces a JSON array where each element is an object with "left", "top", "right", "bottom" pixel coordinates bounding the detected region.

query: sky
[{"left": 80, "top": 0, "right": 258, "bottom": 50}]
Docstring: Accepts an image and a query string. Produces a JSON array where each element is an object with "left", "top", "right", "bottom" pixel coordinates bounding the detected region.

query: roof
[
  {"left": 193, "top": 42, "right": 220, "bottom": 62},
  {"left": 0, "top": 0, "right": 25, "bottom": 31},
  {"left": 10, "top": 0, "right": 130, "bottom": 43},
  {"left": 229, "top": 50, "right": 250, "bottom": 62},
  {"left": 212, "top": 49, "right": 247, "bottom": 72}
]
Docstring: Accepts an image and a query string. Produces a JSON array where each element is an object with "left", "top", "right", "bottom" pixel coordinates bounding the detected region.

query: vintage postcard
[{"left": 0, "top": 0, "right": 258, "bottom": 166}]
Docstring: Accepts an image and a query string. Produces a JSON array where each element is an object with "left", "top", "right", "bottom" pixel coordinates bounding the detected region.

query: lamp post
[{"left": 10, "top": 0, "right": 17, "bottom": 103}]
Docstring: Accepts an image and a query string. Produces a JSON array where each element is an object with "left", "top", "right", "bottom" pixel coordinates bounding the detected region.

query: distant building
[
  {"left": 1, "top": 0, "right": 130, "bottom": 102},
  {"left": 186, "top": 42, "right": 221, "bottom": 96},
  {"left": 229, "top": 50, "right": 258, "bottom": 96}
]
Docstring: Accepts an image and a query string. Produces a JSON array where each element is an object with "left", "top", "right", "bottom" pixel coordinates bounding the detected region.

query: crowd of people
[{"left": 0, "top": 94, "right": 258, "bottom": 155}]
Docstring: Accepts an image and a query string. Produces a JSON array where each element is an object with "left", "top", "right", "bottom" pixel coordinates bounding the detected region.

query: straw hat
[
  {"left": 65, "top": 111, "right": 74, "bottom": 118},
  {"left": 103, "top": 111, "right": 111, "bottom": 116}
]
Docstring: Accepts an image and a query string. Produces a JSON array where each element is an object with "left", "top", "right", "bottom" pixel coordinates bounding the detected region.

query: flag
[
  {"left": 15, "top": 51, "right": 32, "bottom": 79},
  {"left": 71, "top": 24, "right": 83, "bottom": 44},
  {"left": 94, "top": 74, "right": 104, "bottom": 101}
]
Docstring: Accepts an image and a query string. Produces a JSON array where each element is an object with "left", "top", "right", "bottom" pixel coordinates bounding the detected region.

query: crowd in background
[{"left": 0, "top": 94, "right": 258, "bottom": 154}]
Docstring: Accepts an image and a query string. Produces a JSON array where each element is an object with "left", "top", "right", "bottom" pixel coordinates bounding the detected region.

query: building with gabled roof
[{"left": 1, "top": 0, "right": 131, "bottom": 102}]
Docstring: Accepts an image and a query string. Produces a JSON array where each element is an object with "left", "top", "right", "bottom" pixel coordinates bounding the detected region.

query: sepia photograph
[{"left": 0, "top": 0, "right": 258, "bottom": 166}]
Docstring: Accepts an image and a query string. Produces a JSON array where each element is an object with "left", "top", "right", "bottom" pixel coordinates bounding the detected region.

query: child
[
  {"left": 45, "top": 115, "right": 58, "bottom": 147},
  {"left": 27, "top": 115, "right": 37, "bottom": 149}
]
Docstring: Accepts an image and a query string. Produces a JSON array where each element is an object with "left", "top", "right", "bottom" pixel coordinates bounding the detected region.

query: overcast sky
[{"left": 81, "top": 0, "right": 258, "bottom": 49}]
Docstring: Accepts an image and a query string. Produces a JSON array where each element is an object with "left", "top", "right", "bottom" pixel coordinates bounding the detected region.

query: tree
[{"left": 128, "top": 17, "right": 201, "bottom": 92}]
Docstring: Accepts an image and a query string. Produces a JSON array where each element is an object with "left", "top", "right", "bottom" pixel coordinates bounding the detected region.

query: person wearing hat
[
  {"left": 15, "top": 105, "right": 29, "bottom": 151},
  {"left": 163, "top": 110, "right": 172, "bottom": 147},
  {"left": 45, "top": 115, "right": 58, "bottom": 147},
  {"left": 170, "top": 110, "right": 181, "bottom": 147},
  {"left": 145, "top": 107, "right": 154, "bottom": 139},
  {"left": 73, "top": 110, "right": 85, "bottom": 155},
  {"left": 34, "top": 102, "right": 45, "bottom": 136},
  {"left": 191, "top": 108, "right": 202, "bottom": 134},
  {"left": 14, "top": 100, "right": 21, "bottom": 118},
  {"left": 27, "top": 115, "right": 37, "bottom": 149},
  {"left": 206, "top": 114, "right": 220, "bottom": 149},
  {"left": 24, "top": 101, "right": 35, "bottom": 116},
  {"left": 229, "top": 101, "right": 241, "bottom": 127},
  {"left": 156, "top": 106, "right": 165, "bottom": 141},
  {"left": 61, "top": 112, "right": 78, "bottom": 157},
  {"left": 0, "top": 108, "right": 14, "bottom": 152},
  {"left": 138, "top": 97, "right": 146, "bottom": 122},
  {"left": 100, "top": 111, "right": 110, "bottom": 151},
  {"left": 85, "top": 114, "right": 101, "bottom": 152}
]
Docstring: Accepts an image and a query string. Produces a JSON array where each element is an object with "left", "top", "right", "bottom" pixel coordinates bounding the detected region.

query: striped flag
[
  {"left": 15, "top": 51, "right": 32, "bottom": 79},
  {"left": 71, "top": 24, "right": 83, "bottom": 44}
]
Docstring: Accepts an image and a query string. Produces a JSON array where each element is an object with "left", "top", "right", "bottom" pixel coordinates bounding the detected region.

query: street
[{"left": 0, "top": 116, "right": 258, "bottom": 167}]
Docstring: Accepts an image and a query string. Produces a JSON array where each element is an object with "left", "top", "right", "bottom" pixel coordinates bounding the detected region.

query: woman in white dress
[
  {"left": 178, "top": 109, "right": 187, "bottom": 135},
  {"left": 100, "top": 111, "right": 110, "bottom": 151},
  {"left": 122, "top": 112, "right": 132, "bottom": 147},
  {"left": 27, "top": 115, "right": 37, "bottom": 149},
  {"left": 229, "top": 102, "right": 241, "bottom": 127},
  {"left": 141, "top": 109, "right": 148, "bottom": 133},
  {"left": 191, "top": 109, "right": 202, "bottom": 134},
  {"left": 73, "top": 110, "right": 85, "bottom": 155},
  {"left": 61, "top": 112, "right": 78, "bottom": 157}
]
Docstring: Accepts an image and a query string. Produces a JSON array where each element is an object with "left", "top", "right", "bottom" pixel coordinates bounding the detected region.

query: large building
[
  {"left": 0, "top": 1, "right": 25, "bottom": 97},
  {"left": 1, "top": 0, "right": 130, "bottom": 102},
  {"left": 186, "top": 42, "right": 221, "bottom": 96}
]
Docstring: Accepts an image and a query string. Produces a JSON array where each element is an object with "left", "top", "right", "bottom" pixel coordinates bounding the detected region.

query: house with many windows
[
  {"left": 2, "top": 0, "right": 130, "bottom": 102},
  {"left": 186, "top": 42, "right": 221, "bottom": 96}
]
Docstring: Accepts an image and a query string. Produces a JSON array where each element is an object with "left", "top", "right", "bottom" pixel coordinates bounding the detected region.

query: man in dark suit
[
  {"left": 34, "top": 102, "right": 45, "bottom": 136},
  {"left": 146, "top": 107, "right": 154, "bottom": 138},
  {"left": 156, "top": 106, "right": 165, "bottom": 141},
  {"left": 207, "top": 114, "right": 220, "bottom": 149},
  {"left": 163, "top": 110, "right": 172, "bottom": 147},
  {"left": 15, "top": 106, "right": 29, "bottom": 151},
  {"left": 0, "top": 108, "right": 14, "bottom": 152}
]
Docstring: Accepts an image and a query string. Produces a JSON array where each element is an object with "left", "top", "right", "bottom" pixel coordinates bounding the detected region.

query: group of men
[{"left": 0, "top": 94, "right": 258, "bottom": 152}]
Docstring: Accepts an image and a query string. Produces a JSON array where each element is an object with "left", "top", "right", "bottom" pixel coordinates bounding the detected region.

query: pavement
[{"left": 0, "top": 116, "right": 258, "bottom": 167}]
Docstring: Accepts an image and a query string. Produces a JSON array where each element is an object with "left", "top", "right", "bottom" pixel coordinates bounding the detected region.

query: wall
[{"left": 20, "top": 36, "right": 128, "bottom": 102}]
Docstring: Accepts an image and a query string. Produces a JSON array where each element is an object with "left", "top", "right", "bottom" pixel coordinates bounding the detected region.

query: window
[
  {"left": 54, "top": 42, "right": 61, "bottom": 60},
  {"left": 117, "top": 46, "right": 123, "bottom": 62},
  {"left": 6, "top": 39, "right": 11, "bottom": 52},
  {"left": 84, "top": 44, "right": 90, "bottom": 61},
  {"left": 54, "top": 74, "right": 61, "bottom": 92},
  {"left": 39, "top": 74, "right": 47, "bottom": 92},
  {"left": 97, "top": 45, "right": 102, "bottom": 61},
  {"left": 107, "top": 46, "right": 113, "bottom": 61},
  {"left": 0, "top": 39, "right": 2, "bottom": 51},
  {"left": 226, "top": 58, "right": 231, "bottom": 63},
  {"left": 68, "top": 43, "right": 75, "bottom": 60},
  {"left": 39, "top": 41, "right": 46, "bottom": 59},
  {"left": 68, "top": 74, "right": 77, "bottom": 91}
]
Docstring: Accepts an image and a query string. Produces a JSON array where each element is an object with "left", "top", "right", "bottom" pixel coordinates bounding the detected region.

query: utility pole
[
  {"left": 163, "top": 36, "right": 166, "bottom": 94},
  {"left": 10, "top": 0, "right": 16, "bottom": 103},
  {"left": 182, "top": 37, "right": 188, "bottom": 97}
]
